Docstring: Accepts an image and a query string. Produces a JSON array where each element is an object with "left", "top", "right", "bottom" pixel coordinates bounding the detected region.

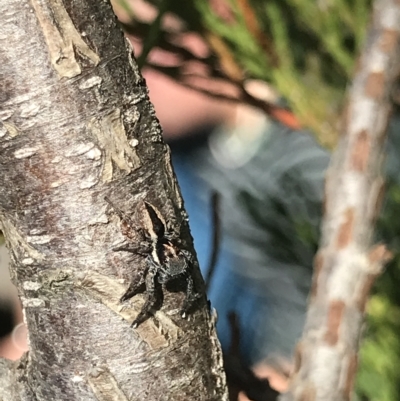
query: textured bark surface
[
  {"left": 280, "top": 1, "right": 400, "bottom": 400},
  {"left": 0, "top": 1, "right": 228, "bottom": 400}
]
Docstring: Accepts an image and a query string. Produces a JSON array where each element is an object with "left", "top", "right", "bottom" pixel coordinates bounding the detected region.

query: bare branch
[
  {"left": 205, "top": 191, "right": 221, "bottom": 292},
  {"left": 280, "top": 1, "right": 400, "bottom": 400}
]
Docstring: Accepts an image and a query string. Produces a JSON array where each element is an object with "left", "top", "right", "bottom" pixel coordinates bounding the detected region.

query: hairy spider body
[{"left": 105, "top": 197, "right": 200, "bottom": 328}]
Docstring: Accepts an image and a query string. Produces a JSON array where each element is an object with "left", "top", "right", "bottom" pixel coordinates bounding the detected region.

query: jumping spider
[{"left": 105, "top": 196, "right": 201, "bottom": 328}]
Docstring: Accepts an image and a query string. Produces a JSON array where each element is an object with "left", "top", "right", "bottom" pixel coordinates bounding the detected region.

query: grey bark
[
  {"left": 280, "top": 1, "right": 400, "bottom": 400},
  {"left": 0, "top": 0, "right": 228, "bottom": 400}
]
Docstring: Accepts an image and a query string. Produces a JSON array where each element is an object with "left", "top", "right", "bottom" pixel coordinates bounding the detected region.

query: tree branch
[
  {"left": 0, "top": 0, "right": 228, "bottom": 400},
  {"left": 280, "top": 1, "right": 400, "bottom": 400}
]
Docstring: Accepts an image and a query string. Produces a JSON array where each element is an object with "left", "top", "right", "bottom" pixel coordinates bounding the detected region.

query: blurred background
[{"left": 2, "top": 1, "right": 400, "bottom": 400}]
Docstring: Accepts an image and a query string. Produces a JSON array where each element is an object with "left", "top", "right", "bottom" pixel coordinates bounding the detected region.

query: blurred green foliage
[
  {"left": 118, "top": 0, "right": 372, "bottom": 147},
  {"left": 360, "top": 182, "right": 400, "bottom": 401},
  {"left": 115, "top": 0, "right": 399, "bottom": 399}
]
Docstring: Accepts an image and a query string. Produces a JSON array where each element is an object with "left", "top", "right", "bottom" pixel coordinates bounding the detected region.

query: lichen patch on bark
[
  {"left": 88, "top": 366, "right": 130, "bottom": 401},
  {"left": 30, "top": 0, "right": 100, "bottom": 78},
  {"left": 2, "top": 121, "right": 20, "bottom": 137},
  {"left": 89, "top": 109, "right": 141, "bottom": 182},
  {"left": 0, "top": 219, "right": 45, "bottom": 262}
]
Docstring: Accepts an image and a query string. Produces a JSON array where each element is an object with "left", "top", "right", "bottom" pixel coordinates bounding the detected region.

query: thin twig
[
  {"left": 205, "top": 191, "right": 221, "bottom": 292},
  {"left": 224, "top": 312, "right": 279, "bottom": 401},
  {"left": 121, "top": 21, "right": 302, "bottom": 130}
]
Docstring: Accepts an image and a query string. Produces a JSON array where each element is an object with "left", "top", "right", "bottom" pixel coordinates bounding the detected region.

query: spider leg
[
  {"left": 130, "top": 256, "right": 158, "bottom": 328},
  {"left": 163, "top": 230, "right": 177, "bottom": 243},
  {"left": 179, "top": 249, "right": 194, "bottom": 263},
  {"left": 177, "top": 250, "right": 201, "bottom": 318},
  {"left": 112, "top": 241, "right": 152, "bottom": 256},
  {"left": 180, "top": 274, "right": 202, "bottom": 318},
  {"left": 105, "top": 196, "right": 136, "bottom": 226},
  {"left": 120, "top": 264, "right": 149, "bottom": 302}
]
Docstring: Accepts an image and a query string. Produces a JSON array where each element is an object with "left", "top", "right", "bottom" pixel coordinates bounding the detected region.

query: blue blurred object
[
  {"left": 169, "top": 120, "right": 330, "bottom": 367},
  {"left": 170, "top": 134, "right": 250, "bottom": 357}
]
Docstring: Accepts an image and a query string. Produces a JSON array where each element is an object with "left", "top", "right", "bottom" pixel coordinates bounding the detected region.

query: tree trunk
[
  {"left": 280, "top": 1, "right": 400, "bottom": 400},
  {"left": 0, "top": 1, "right": 228, "bottom": 400}
]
